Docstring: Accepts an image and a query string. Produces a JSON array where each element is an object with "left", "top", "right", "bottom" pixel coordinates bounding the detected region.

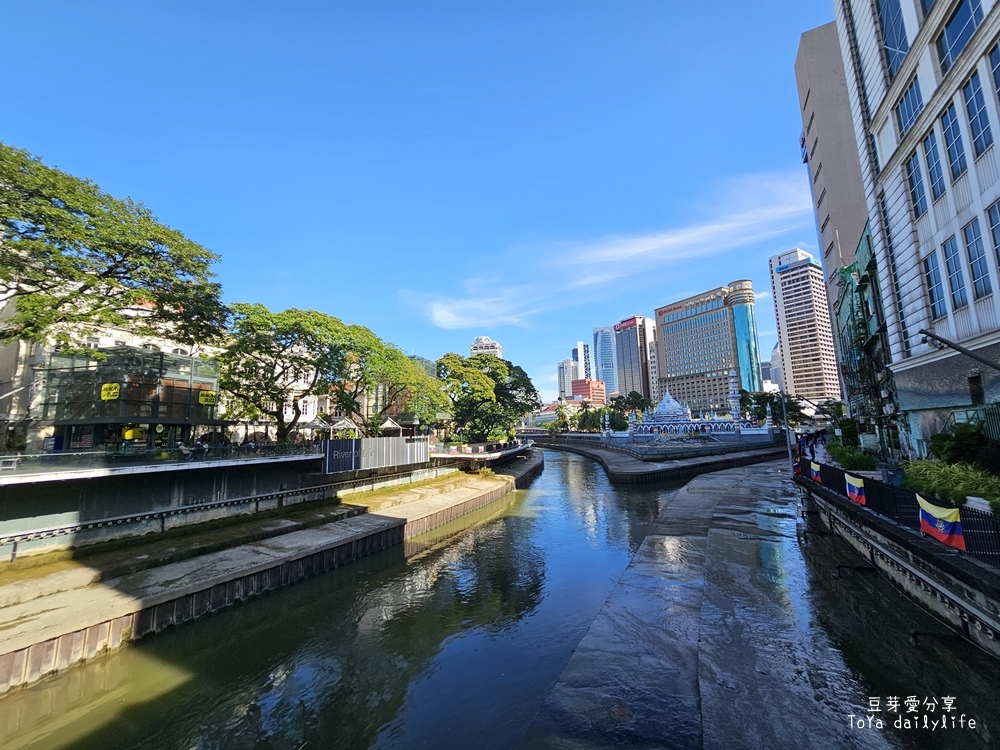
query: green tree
[
  {"left": 328, "top": 324, "right": 449, "bottom": 436},
  {"left": 0, "top": 142, "right": 226, "bottom": 347},
  {"left": 624, "top": 391, "right": 652, "bottom": 417},
  {"left": 739, "top": 390, "right": 811, "bottom": 428},
  {"left": 218, "top": 305, "right": 347, "bottom": 442},
  {"left": 437, "top": 353, "right": 541, "bottom": 442}
]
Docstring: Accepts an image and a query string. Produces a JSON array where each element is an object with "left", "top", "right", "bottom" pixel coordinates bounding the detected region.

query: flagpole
[{"left": 781, "top": 393, "right": 794, "bottom": 472}]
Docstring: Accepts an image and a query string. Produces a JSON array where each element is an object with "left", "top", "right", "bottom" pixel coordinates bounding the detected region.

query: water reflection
[{"left": 0, "top": 451, "right": 668, "bottom": 750}]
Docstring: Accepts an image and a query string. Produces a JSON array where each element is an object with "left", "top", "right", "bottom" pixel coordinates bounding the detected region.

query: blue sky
[{"left": 6, "top": 1, "right": 835, "bottom": 402}]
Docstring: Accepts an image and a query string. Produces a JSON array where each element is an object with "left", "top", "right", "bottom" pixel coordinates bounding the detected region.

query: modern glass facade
[
  {"left": 592, "top": 326, "right": 618, "bottom": 396},
  {"left": 654, "top": 280, "right": 762, "bottom": 416}
]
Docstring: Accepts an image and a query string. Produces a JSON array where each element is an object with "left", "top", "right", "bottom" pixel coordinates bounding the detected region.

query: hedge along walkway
[{"left": 0, "top": 470, "right": 521, "bottom": 695}]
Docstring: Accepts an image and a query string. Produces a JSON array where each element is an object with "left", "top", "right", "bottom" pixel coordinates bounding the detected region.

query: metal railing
[
  {"left": 799, "top": 458, "right": 1000, "bottom": 568},
  {"left": 0, "top": 466, "right": 437, "bottom": 561},
  {"left": 0, "top": 443, "right": 321, "bottom": 476}
]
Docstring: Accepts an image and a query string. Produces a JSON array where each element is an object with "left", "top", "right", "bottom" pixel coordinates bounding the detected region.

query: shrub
[
  {"left": 826, "top": 439, "right": 879, "bottom": 470},
  {"left": 902, "top": 459, "right": 1000, "bottom": 511}
]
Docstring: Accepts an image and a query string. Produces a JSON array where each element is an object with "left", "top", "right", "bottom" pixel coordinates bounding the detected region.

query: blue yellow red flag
[
  {"left": 917, "top": 495, "right": 966, "bottom": 551},
  {"left": 845, "top": 474, "right": 866, "bottom": 505},
  {"left": 810, "top": 462, "right": 822, "bottom": 483}
]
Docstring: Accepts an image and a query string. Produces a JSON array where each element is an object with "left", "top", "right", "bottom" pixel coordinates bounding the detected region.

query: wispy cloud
[{"left": 401, "top": 171, "right": 812, "bottom": 330}]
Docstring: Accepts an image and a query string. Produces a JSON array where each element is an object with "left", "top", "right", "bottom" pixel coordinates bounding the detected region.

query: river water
[{"left": 1, "top": 451, "right": 998, "bottom": 749}]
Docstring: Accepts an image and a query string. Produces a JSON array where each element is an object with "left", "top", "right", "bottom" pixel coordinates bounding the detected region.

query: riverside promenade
[
  {"left": 0, "top": 451, "right": 543, "bottom": 694},
  {"left": 533, "top": 437, "right": 788, "bottom": 483},
  {"left": 523, "top": 459, "right": 1000, "bottom": 748}
]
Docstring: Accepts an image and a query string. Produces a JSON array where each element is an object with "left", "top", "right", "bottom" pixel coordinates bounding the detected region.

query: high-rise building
[
  {"left": 469, "top": 336, "right": 502, "bottom": 358},
  {"left": 795, "top": 22, "right": 870, "bottom": 320},
  {"left": 654, "top": 280, "right": 763, "bottom": 417},
  {"left": 770, "top": 343, "right": 784, "bottom": 392},
  {"left": 834, "top": 0, "right": 1000, "bottom": 455},
  {"left": 572, "top": 341, "right": 592, "bottom": 380},
  {"left": 770, "top": 249, "right": 842, "bottom": 404},
  {"left": 797, "top": 21, "right": 900, "bottom": 452},
  {"left": 647, "top": 339, "right": 660, "bottom": 402},
  {"left": 571, "top": 378, "right": 607, "bottom": 404},
  {"left": 613, "top": 316, "right": 656, "bottom": 400},
  {"left": 592, "top": 326, "right": 619, "bottom": 395},
  {"left": 557, "top": 358, "right": 574, "bottom": 400}
]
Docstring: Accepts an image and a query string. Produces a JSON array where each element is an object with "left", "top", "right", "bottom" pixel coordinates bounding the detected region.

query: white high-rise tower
[{"left": 769, "top": 249, "right": 842, "bottom": 404}]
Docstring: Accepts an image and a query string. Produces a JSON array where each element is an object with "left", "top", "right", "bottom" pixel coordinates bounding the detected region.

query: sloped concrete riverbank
[
  {"left": 0, "top": 451, "right": 543, "bottom": 694},
  {"left": 523, "top": 460, "right": 1000, "bottom": 749}
]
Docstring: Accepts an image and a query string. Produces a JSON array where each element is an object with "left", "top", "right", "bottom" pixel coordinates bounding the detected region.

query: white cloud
[
  {"left": 401, "top": 171, "right": 813, "bottom": 331},
  {"left": 755, "top": 291, "right": 772, "bottom": 301}
]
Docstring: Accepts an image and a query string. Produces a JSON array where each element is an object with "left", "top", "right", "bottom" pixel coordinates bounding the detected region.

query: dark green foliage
[
  {"left": 826, "top": 438, "right": 879, "bottom": 470},
  {"left": 0, "top": 142, "right": 227, "bottom": 347},
  {"left": 929, "top": 421, "right": 994, "bottom": 471},
  {"left": 437, "top": 353, "right": 541, "bottom": 442}
]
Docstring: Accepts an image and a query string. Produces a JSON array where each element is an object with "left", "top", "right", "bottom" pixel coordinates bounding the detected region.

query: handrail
[{"left": 0, "top": 466, "right": 438, "bottom": 560}]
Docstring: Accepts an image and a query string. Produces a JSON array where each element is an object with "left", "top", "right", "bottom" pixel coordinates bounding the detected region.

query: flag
[
  {"left": 793, "top": 459, "right": 802, "bottom": 475},
  {"left": 845, "top": 474, "right": 866, "bottom": 505},
  {"left": 810, "top": 462, "right": 822, "bottom": 483},
  {"left": 917, "top": 495, "right": 966, "bottom": 551}
]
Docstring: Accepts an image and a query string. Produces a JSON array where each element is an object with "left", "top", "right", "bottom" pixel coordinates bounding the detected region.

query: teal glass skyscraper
[{"left": 654, "top": 280, "right": 763, "bottom": 417}]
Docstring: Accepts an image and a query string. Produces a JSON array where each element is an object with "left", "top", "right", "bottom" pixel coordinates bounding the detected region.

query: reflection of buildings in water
[{"left": 553, "top": 452, "right": 666, "bottom": 554}]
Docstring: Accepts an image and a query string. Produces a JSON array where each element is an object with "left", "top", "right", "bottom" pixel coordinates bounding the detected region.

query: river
[{"left": 1, "top": 451, "right": 998, "bottom": 749}]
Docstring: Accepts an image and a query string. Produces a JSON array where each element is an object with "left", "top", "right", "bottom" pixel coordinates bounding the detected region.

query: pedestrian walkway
[{"left": 522, "top": 459, "right": 896, "bottom": 749}]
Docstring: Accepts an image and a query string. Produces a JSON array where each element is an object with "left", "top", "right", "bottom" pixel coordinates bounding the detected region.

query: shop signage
[
  {"left": 198, "top": 390, "right": 218, "bottom": 405},
  {"left": 100, "top": 383, "right": 121, "bottom": 401}
]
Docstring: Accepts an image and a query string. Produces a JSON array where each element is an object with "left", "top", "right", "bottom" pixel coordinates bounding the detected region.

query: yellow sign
[
  {"left": 198, "top": 390, "right": 218, "bottom": 405},
  {"left": 100, "top": 383, "right": 121, "bottom": 401}
]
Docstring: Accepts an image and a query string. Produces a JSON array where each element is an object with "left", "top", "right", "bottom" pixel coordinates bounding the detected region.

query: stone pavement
[
  {"left": 537, "top": 441, "right": 790, "bottom": 484},
  {"left": 522, "top": 459, "right": 897, "bottom": 749}
]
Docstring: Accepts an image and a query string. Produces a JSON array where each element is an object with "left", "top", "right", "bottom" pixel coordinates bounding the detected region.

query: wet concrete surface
[{"left": 525, "top": 461, "right": 997, "bottom": 749}]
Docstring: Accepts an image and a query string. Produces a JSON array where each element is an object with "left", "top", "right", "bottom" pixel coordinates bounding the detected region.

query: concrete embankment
[
  {"left": 0, "top": 450, "right": 544, "bottom": 694},
  {"left": 533, "top": 439, "right": 786, "bottom": 483}
]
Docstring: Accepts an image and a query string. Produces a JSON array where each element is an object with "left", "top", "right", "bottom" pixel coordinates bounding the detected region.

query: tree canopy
[
  {"left": 327, "top": 323, "right": 450, "bottom": 435},
  {"left": 217, "top": 304, "right": 347, "bottom": 442},
  {"left": 437, "top": 353, "right": 541, "bottom": 442},
  {"left": 739, "top": 390, "right": 812, "bottom": 428},
  {"left": 0, "top": 142, "right": 226, "bottom": 346}
]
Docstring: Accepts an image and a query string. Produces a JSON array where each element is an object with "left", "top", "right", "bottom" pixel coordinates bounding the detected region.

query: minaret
[{"left": 727, "top": 369, "right": 742, "bottom": 420}]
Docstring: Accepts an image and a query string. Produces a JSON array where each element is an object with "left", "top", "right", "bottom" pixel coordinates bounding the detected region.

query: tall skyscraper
[
  {"left": 592, "top": 326, "right": 619, "bottom": 396},
  {"left": 834, "top": 0, "right": 1000, "bottom": 455},
  {"left": 572, "top": 341, "right": 592, "bottom": 380},
  {"left": 469, "top": 336, "right": 502, "bottom": 358},
  {"left": 797, "top": 21, "right": 899, "bottom": 451},
  {"left": 613, "top": 316, "right": 656, "bottom": 400},
  {"left": 795, "top": 22, "right": 869, "bottom": 321},
  {"left": 769, "top": 249, "right": 842, "bottom": 404},
  {"left": 647, "top": 339, "right": 660, "bottom": 402},
  {"left": 654, "top": 280, "right": 763, "bottom": 417},
  {"left": 557, "top": 359, "right": 574, "bottom": 400}
]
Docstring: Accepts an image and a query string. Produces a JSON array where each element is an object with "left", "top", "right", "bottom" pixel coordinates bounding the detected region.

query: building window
[
  {"left": 941, "top": 103, "right": 968, "bottom": 180},
  {"left": 866, "top": 133, "right": 880, "bottom": 173},
  {"left": 906, "top": 152, "right": 928, "bottom": 218},
  {"left": 921, "top": 0, "right": 938, "bottom": 15},
  {"left": 896, "top": 79, "right": 924, "bottom": 136},
  {"left": 922, "top": 130, "right": 947, "bottom": 200},
  {"left": 963, "top": 72, "right": 992, "bottom": 156},
  {"left": 963, "top": 217, "right": 992, "bottom": 299},
  {"left": 877, "top": 0, "right": 910, "bottom": 79},
  {"left": 942, "top": 235, "right": 969, "bottom": 309},
  {"left": 987, "top": 200, "right": 1000, "bottom": 267},
  {"left": 936, "top": 0, "right": 983, "bottom": 73},
  {"left": 990, "top": 45, "right": 1000, "bottom": 104},
  {"left": 924, "top": 253, "right": 948, "bottom": 319}
]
